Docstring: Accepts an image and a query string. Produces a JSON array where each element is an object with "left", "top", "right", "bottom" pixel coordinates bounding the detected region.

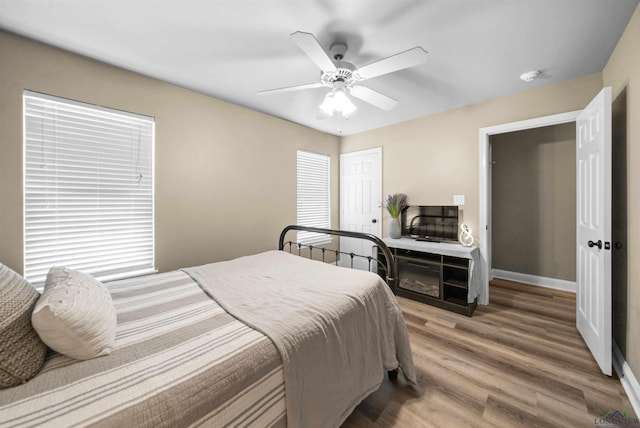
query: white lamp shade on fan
[{"left": 320, "top": 88, "right": 356, "bottom": 117}]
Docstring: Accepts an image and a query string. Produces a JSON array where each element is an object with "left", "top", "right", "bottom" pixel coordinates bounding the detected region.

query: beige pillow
[
  {"left": 32, "top": 267, "right": 117, "bottom": 360},
  {"left": 0, "top": 263, "right": 48, "bottom": 388}
]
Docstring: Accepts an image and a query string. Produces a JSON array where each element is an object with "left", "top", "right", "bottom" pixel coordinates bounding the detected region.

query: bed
[{"left": 0, "top": 227, "right": 416, "bottom": 428}]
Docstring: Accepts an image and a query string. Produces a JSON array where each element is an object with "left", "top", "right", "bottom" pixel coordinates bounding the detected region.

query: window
[
  {"left": 23, "top": 91, "right": 155, "bottom": 285},
  {"left": 296, "top": 150, "right": 331, "bottom": 245}
]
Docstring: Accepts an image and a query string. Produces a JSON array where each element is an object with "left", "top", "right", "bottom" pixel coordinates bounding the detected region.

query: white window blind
[
  {"left": 23, "top": 91, "right": 155, "bottom": 285},
  {"left": 297, "top": 150, "right": 331, "bottom": 245}
]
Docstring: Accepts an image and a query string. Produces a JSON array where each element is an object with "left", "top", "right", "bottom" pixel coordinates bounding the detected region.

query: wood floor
[{"left": 342, "top": 278, "right": 634, "bottom": 427}]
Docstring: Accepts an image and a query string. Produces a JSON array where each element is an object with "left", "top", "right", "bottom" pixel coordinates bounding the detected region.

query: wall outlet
[{"left": 453, "top": 194, "right": 465, "bottom": 205}]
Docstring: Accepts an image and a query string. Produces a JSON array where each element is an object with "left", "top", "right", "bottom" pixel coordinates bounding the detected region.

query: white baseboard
[
  {"left": 491, "top": 269, "right": 576, "bottom": 293},
  {"left": 613, "top": 341, "right": 640, "bottom": 416}
]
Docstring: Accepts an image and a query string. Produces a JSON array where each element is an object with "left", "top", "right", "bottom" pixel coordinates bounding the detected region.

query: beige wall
[
  {"left": 0, "top": 31, "right": 340, "bottom": 274},
  {"left": 491, "top": 123, "right": 576, "bottom": 281},
  {"left": 603, "top": 4, "right": 640, "bottom": 379},
  {"left": 340, "top": 73, "right": 602, "bottom": 240}
]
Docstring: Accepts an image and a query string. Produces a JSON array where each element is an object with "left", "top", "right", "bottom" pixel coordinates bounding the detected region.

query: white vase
[{"left": 389, "top": 217, "right": 401, "bottom": 239}]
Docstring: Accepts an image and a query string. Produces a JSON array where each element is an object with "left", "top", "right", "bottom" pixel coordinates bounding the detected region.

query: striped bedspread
[{"left": 0, "top": 270, "right": 287, "bottom": 428}]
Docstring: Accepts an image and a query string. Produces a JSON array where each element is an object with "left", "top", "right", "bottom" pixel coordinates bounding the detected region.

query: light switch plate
[{"left": 453, "top": 194, "right": 465, "bottom": 205}]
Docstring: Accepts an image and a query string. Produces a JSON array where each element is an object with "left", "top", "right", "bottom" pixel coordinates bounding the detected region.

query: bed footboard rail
[{"left": 278, "top": 225, "right": 397, "bottom": 289}]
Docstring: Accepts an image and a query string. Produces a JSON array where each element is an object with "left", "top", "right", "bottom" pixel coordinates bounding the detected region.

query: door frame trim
[{"left": 478, "top": 110, "right": 581, "bottom": 305}]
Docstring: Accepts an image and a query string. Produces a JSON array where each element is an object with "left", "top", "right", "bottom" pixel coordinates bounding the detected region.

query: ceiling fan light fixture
[
  {"left": 319, "top": 91, "right": 336, "bottom": 116},
  {"left": 333, "top": 88, "right": 356, "bottom": 115},
  {"left": 320, "top": 87, "right": 356, "bottom": 117}
]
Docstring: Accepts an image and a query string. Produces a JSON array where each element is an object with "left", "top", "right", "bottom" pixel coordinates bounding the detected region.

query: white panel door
[
  {"left": 576, "top": 87, "right": 612, "bottom": 376},
  {"left": 340, "top": 148, "right": 382, "bottom": 271}
]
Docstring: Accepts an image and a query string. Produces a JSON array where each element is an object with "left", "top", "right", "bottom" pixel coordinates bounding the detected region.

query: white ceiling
[{"left": 0, "top": 0, "right": 637, "bottom": 136}]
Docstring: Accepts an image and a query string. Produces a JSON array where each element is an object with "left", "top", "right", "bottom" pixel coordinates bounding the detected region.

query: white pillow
[{"left": 32, "top": 267, "right": 117, "bottom": 360}]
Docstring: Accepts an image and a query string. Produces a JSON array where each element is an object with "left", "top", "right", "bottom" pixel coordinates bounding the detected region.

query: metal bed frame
[{"left": 278, "top": 225, "right": 398, "bottom": 292}]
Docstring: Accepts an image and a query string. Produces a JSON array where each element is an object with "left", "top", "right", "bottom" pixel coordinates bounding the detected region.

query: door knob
[
  {"left": 371, "top": 219, "right": 377, "bottom": 223},
  {"left": 588, "top": 240, "right": 602, "bottom": 250}
]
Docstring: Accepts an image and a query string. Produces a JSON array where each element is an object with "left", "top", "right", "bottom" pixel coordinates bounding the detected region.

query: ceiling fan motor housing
[
  {"left": 330, "top": 43, "right": 347, "bottom": 61},
  {"left": 321, "top": 61, "right": 356, "bottom": 87}
]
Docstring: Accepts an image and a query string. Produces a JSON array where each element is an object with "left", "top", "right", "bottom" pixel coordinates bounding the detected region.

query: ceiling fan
[{"left": 258, "top": 31, "right": 428, "bottom": 117}]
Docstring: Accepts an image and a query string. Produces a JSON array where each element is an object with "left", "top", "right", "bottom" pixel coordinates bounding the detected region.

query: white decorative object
[
  {"left": 32, "top": 267, "right": 117, "bottom": 360},
  {"left": 459, "top": 224, "right": 474, "bottom": 247}
]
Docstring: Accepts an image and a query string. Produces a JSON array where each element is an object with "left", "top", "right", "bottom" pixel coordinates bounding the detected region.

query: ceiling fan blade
[
  {"left": 355, "top": 47, "right": 427, "bottom": 80},
  {"left": 258, "top": 82, "right": 324, "bottom": 95},
  {"left": 350, "top": 85, "right": 398, "bottom": 111},
  {"left": 290, "top": 31, "right": 337, "bottom": 72}
]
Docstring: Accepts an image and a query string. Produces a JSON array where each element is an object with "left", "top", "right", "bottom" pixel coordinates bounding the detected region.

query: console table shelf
[{"left": 382, "top": 238, "right": 481, "bottom": 316}]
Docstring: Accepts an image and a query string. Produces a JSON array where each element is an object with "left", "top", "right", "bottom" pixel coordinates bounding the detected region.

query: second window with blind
[{"left": 296, "top": 150, "right": 331, "bottom": 245}]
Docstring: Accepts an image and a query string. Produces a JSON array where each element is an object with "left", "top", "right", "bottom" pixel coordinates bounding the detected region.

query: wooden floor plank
[
  {"left": 342, "top": 280, "right": 634, "bottom": 427},
  {"left": 535, "top": 392, "right": 597, "bottom": 428}
]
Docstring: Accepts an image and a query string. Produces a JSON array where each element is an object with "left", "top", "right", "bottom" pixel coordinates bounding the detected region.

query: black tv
[{"left": 400, "top": 205, "right": 459, "bottom": 242}]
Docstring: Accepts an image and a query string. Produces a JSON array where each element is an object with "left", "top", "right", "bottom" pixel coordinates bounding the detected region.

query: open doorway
[
  {"left": 490, "top": 123, "right": 577, "bottom": 292},
  {"left": 479, "top": 89, "right": 627, "bottom": 378},
  {"left": 478, "top": 110, "right": 580, "bottom": 305}
]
